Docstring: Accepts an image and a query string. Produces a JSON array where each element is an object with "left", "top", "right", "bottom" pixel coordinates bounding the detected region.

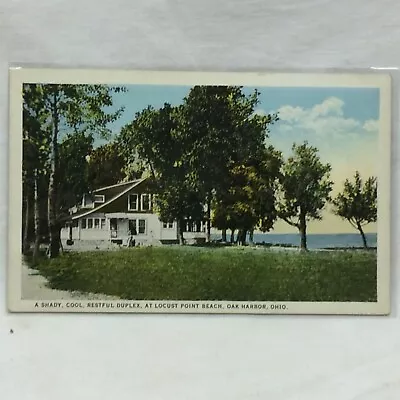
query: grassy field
[{"left": 30, "top": 246, "right": 377, "bottom": 302}]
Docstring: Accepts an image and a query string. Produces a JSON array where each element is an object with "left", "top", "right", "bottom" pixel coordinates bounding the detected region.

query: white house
[{"left": 61, "top": 178, "right": 207, "bottom": 249}]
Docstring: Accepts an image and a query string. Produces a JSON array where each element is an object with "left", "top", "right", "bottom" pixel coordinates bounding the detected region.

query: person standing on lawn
[{"left": 127, "top": 226, "right": 137, "bottom": 247}]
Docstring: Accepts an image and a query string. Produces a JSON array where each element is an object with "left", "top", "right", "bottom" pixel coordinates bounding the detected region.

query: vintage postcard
[{"left": 8, "top": 68, "right": 391, "bottom": 314}]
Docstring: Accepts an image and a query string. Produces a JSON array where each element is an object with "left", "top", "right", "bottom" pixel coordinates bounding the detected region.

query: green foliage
[
  {"left": 23, "top": 84, "right": 51, "bottom": 179},
  {"left": 23, "top": 83, "right": 127, "bottom": 205},
  {"left": 22, "top": 83, "right": 126, "bottom": 257},
  {"left": 332, "top": 172, "right": 377, "bottom": 248},
  {"left": 278, "top": 142, "right": 333, "bottom": 226},
  {"left": 179, "top": 86, "right": 278, "bottom": 194},
  {"left": 58, "top": 133, "right": 93, "bottom": 216},
  {"left": 87, "top": 142, "right": 128, "bottom": 190},
  {"left": 118, "top": 86, "right": 279, "bottom": 239},
  {"left": 332, "top": 171, "right": 377, "bottom": 227},
  {"left": 33, "top": 247, "right": 377, "bottom": 302},
  {"left": 46, "top": 84, "right": 126, "bottom": 139},
  {"left": 118, "top": 103, "right": 181, "bottom": 178},
  {"left": 119, "top": 103, "right": 202, "bottom": 233},
  {"left": 212, "top": 145, "right": 283, "bottom": 234}
]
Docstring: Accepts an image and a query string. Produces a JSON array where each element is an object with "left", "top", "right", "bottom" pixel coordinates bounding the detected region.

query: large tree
[
  {"left": 23, "top": 84, "right": 125, "bottom": 258},
  {"left": 278, "top": 142, "right": 333, "bottom": 251},
  {"left": 22, "top": 84, "right": 51, "bottom": 261},
  {"left": 179, "top": 86, "right": 278, "bottom": 241},
  {"left": 332, "top": 171, "right": 377, "bottom": 248},
  {"left": 118, "top": 104, "right": 202, "bottom": 244},
  {"left": 58, "top": 132, "right": 93, "bottom": 219},
  {"left": 119, "top": 86, "right": 278, "bottom": 244},
  {"left": 154, "top": 176, "right": 204, "bottom": 245},
  {"left": 212, "top": 145, "right": 282, "bottom": 245}
]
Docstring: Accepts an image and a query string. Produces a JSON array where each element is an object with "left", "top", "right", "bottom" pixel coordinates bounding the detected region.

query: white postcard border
[{"left": 8, "top": 68, "right": 392, "bottom": 315}]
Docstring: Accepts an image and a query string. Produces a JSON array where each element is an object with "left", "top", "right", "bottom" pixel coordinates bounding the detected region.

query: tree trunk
[
  {"left": 299, "top": 212, "right": 307, "bottom": 251},
  {"left": 32, "top": 171, "right": 41, "bottom": 264},
  {"left": 222, "top": 229, "right": 227, "bottom": 242},
  {"left": 47, "top": 88, "right": 60, "bottom": 259},
  {"left": 22, "top": 190, "right": 31, "bottom": 255},
  {"left": 58, "top": 227, "right": 64, "bottom": 253},
  {"left": 147, "top": 158, "right": 156, "bottom": 180},
  {"left": 206, "top": 194, "right": 211, "bottom": 243},
  {"left": 241, "top": 229, "right": 247, "bottom": 246},
  {"left": 177, "top": 219, "right": 185, "bottom": 245},
  {"left": 357, "top": 222, "right": 368, "bottom": 248},
  {"left": 249, "top": 229, "right": 254, "bottom": 245},
  {"left": 230, "top": 229, "right": 235, "bottom": 243},
  {"left": 236, "top": 229, "right": 247, "bottom": 245},
  {"left": 235, "top": 229, "right": 241, "bottom": 245}
]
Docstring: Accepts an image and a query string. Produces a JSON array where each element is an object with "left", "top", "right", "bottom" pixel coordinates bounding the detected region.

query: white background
[{"left": 1, "top": 1, "right": 399, "bottom": 399}]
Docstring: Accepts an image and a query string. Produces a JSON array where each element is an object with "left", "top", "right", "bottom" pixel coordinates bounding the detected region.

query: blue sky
[
  {"left": 104, "top": 84, "right": 380, "bottom": 234},
  {"left": 106, "top": 85, "right": 379, "bottom": 136}
]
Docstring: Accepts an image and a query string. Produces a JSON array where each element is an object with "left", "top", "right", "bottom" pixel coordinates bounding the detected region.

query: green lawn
[{"left": 31, "top": 246, "right": 377, "bottom": 302}]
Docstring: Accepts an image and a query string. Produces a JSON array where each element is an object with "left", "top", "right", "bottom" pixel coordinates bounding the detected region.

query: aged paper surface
[{"left": 8, "top": 68, "right": 391, "bottom": 314}]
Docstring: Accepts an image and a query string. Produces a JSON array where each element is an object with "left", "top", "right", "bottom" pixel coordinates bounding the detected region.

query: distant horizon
[
  {"left": 210, "top": 230, "right": 377, "bottom": 249},
  {"left": 211, "top": 230, "right": 377, "bottom": 236}
]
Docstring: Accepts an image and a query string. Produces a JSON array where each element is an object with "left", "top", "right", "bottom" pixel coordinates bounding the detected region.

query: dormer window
[
  {"left": 141, "top": 194, "right": 151, "bottom": 211},
  {"left": 94, "top": 194, "right": 105, "bottom": 203},
  {"left": 128, "top": 194, "right": 138, "bottom": 211}
]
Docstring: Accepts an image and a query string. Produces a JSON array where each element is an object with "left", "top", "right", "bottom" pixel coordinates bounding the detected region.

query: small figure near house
[{"left": 127, "top": 227, "right": 137, "bottom": 247}]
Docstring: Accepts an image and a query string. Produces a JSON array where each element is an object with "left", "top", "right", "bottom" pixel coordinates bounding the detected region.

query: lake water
[{"left": 211, "top": 232, "right": 377, "bottom": 249}]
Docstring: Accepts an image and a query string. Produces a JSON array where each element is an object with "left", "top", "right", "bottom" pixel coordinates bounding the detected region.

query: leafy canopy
[
  {"left": 87, "top": 142, "right": 127, "bottom": 190},
  {"left": 212, "top": 145, "right": 283, "bottom": 233},
  {"left": 278, "top": 141, "right": 333, "bottom": 227},
  {"left": 179, "top": 86, "right": 278, "bottom": 193},
  {"left": 332, "top": 171, "right": 377, "bottom": 229}
]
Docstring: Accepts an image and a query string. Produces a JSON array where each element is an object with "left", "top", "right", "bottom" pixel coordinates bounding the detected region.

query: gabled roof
[
  {"left": 72, "top": 178, "right": 147, "bottom": 220},
  {"left": 92, "top": 179, "right": 143, "bottom": 193}
]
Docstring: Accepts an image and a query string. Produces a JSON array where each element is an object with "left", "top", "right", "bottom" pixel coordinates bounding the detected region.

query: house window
[
  {"left": 163, "top": 221, "right": 174, "bottom": 229},
  {"left": 129, "top": 219, "right": 137, "bottom": 235},
  {"left": 88, "top": 219, "right": 93, "bottom": 229},
  {"left": 128, "top": 194, "right": 138, "bottom": 211},
  {"left": 101, "top": 219, "right": 106, "bottom": 229},
  {"left": 72, "top": 220, "right": 78, "bottom": 228},
  {"left": 138, "top": 219, "right": 146, "bottom": 234},
  {"left": 81, "top": 219, "right": 87, "bottom": 229},
  {"left": 82, "top": 194, "right": 94, "bottom": 208},
  {"left": 94, "top": 195, "right": 105, "bottom": 203},
  {"left": 94, "top": 218, "right": 100, "bottom": 229},
  {"left": 141, "top": 194, "right": 150, "bottom": 211}
]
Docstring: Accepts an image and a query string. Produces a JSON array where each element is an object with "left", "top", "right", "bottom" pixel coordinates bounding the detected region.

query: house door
[
  {"left": 110, "top": 218, "right": 130, "bottom": 239},
  {"left": 110, "top": 218, "right": 118, "bottom": 238}
]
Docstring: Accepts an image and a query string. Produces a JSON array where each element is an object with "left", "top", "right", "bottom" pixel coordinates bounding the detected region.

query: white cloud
[
  {"left": 310, "top": 96, "right": 344, "bottom": 118},
  {"left": 276, "top": 105, "right": 306, "bottom": 122},
  {"left": 265, "top": 96, "right": 379, "bottom": 144},
  {"left": 363, "top": 119, "right": 379, "bottom": 133}
]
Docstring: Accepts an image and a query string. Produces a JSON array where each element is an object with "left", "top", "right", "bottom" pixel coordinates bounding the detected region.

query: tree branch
[
  {"left": 348, "top": 218, "right": 358, "bottom": 229},
  {"left": 281, "top": 216, "right": 299, "bottom": 228}
]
